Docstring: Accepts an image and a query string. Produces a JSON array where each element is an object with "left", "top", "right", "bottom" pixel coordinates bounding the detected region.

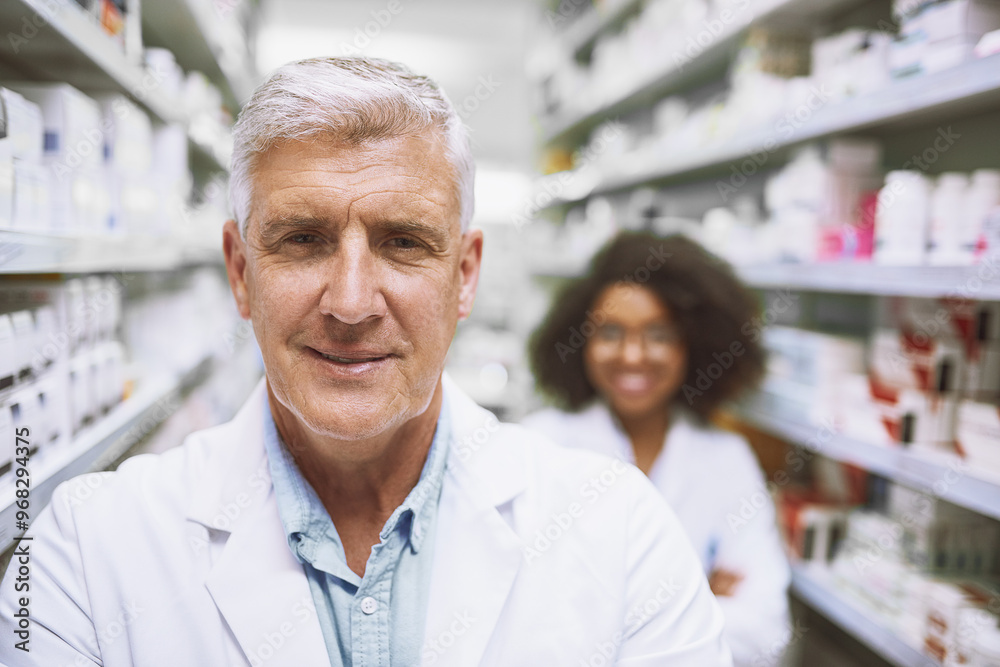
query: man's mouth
[{"left": 319, "top": 352, "right": 388, "bottom": 364}]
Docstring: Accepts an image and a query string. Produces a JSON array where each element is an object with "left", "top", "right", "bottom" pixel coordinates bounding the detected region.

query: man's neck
[{"left": 267, "top": 382, "right": 443, "bottom": 575}]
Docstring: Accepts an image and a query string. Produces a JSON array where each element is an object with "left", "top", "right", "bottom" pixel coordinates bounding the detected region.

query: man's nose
[{"left": 317, "top": 236, "right": 387, "bottom": 325}]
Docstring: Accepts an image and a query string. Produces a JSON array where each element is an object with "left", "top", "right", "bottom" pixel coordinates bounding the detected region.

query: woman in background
[{"left": 523, "top": 231, "right": 791, "bottom": 666}]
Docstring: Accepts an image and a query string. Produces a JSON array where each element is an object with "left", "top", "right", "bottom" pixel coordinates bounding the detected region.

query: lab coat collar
[
  {"left": 587, "top": 400, "right": 704, "bottom": 475},
  {"left": 187, "top": 373, "right": 526, "bottom": 666},
  {"left": 187, "top": 378, "right": 327, "bottom": 664}
]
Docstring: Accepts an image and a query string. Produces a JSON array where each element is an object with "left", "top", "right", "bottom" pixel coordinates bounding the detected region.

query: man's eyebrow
[
  {"left": 377, "top": 220, "right": 452, "bottom": 248},
  {"left": 257, "top": 216, "right": 328, "bottom": 240}
]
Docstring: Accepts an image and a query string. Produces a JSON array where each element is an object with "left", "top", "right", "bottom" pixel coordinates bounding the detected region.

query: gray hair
[{"left": 229, "top": 56, "right": 475, "bottom": 235}]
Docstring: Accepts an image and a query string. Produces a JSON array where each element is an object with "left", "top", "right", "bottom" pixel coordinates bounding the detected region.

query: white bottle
[
  {"left": 10, "top": 310, "right": 34, "bottom": 378},
  {"left": 0, "top": 314, "right": 15, "bottom": 389},
  {"left": 973, "top": 624, "right": 1000, "bottom": 666},
  {"left": 875, "top": 170, "right": 932, "bottom": 265},
  {"left": 928, "top": 172, "right": 970, "bottom": 265},
  {"left": 967, "top": 169, "right": 1000, "bottom": 261}
]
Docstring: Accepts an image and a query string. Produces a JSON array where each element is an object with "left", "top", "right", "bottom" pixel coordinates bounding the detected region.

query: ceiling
[{"left": 255, "top": 0, "right": 542, "bottom": 172}]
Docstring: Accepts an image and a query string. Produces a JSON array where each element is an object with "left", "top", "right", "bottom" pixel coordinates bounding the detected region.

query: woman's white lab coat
[{"left": 524, "top": 403, "right": 792, "bottom": 666}]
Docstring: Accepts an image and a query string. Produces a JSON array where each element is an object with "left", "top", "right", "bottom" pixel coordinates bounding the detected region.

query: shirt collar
[{"left": 262, "top": 385, "right": 451, "bottom": 559}]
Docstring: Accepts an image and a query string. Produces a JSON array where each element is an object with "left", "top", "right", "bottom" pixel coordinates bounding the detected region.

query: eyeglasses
[{"left": 590, "top": 323, "right": 682, "bottom": 353}]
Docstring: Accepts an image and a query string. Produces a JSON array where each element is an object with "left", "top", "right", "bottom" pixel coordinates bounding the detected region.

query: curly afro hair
[{"left": 528, "top": 231, "right": 766, "bottom": 422}]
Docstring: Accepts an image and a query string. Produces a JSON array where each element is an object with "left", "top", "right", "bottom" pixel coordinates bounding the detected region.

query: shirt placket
[{"left": 351, "top": 527, "right": 400, "bottom": 667}]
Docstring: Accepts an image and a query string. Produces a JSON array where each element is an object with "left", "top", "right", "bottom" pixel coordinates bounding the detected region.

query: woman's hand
[{"left": 708, "top": 568, "right": 744, "bottom": 597}]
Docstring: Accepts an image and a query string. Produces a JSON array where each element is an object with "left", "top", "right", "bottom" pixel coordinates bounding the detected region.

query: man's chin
[{"left": 298, "top": 404, "right": 406, "bottom": 441}]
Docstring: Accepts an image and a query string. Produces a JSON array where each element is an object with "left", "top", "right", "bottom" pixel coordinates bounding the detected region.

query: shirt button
[{"left": 360, "top": 596, "right": 378, "bottom": 615}]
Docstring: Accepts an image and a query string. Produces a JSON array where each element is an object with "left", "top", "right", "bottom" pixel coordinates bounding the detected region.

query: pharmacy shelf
[
  {"left": 188, "top": 134, "right": 231, "bottom": 174},
  {"left": 541, "top": 53, "right": 1000, "bottom": 206},
  {"left": 557, "top": 0, "right": 643, "bottom": 59},
  {"left": 737, "top": 262, "right": 1000, "bottom": 300},
  {"left": 541, "top": 0, "right": 868, "bottom": 146},
  {"left": 0, "top": 0, "right": 232, "bottom": 174},
  {"left": 141, "top": 0, "right": 258, "bottom": 111},
  {"left": 0, "top": 353, "right": 215, "bottom": 554},
  {"left": 791, "top": 565, "right": 937, "bottom": 667},
  {"left": 0, "top": 0, "right": 180, "bottom": 123},
  {"left": 0, "top": 231, "right": 222, "bottom": 274},
  {"left": 736, "top": 399, "right": 1000, "bottom": 522}
]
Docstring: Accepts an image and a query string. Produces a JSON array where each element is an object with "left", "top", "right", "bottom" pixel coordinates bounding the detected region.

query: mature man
[{"left": 0, "top": 57, "right": 731, "bottom": 666}]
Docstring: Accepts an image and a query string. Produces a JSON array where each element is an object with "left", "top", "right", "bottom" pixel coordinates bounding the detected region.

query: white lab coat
[
  {"left": 523, "top": 403, "right": 792, "bottom": 667},
  {"left": 0, "top": 376, "right": 732, "bottom": 666}
]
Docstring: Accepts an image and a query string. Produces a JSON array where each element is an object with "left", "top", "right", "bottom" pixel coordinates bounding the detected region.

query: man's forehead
[
  {"left": 258, "top": 130, "right": 448, "bottom": 162},
  {"left": 247, "top": 141, "right": 460, "bottom": 235}
]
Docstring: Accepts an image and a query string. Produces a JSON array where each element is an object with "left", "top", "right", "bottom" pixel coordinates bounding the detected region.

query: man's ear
[
  {"left": 457, "top": 229, "right": 484, "bottom": 321},
  {"left": 222, "top": 220, "right": 251, "bottom": 319}
]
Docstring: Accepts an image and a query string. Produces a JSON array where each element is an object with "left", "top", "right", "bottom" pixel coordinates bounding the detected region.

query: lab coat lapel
[
  {"left": 422, "top": 376, "right": 527, "bottom": 666},
  {"left": 206, "top": 496, "right": 327, "bottom": 665},
  {"left": 189, "top": 380, "right": 328, "bottom": 665}
]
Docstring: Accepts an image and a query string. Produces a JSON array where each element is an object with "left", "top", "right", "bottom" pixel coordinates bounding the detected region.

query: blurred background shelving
[
  {"left": 2, "top": 0, "right": 1000, "bottom": 664},
  {"left": 0, "top": 0, "right": 264, "bottom": 572},
  {"left": 524, "top": 0, "right": 1000, "bottom": 664}
]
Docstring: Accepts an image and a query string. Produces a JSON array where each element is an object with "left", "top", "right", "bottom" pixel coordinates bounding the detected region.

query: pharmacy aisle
[
  {"left": 528, "top": 0, "right": 1000, "bottom": 664},
  {"left": 0, "top": 0, "right": 264, "bottom": 568}
]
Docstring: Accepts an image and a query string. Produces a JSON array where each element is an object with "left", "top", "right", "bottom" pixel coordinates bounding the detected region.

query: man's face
[{"left": 223, "top": 133, "right": 482, "bottom": 442}]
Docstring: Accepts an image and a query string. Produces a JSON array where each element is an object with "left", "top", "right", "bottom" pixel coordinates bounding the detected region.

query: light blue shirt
[{"left": 262, "top": 391, "right": 450, "bottom": 667}]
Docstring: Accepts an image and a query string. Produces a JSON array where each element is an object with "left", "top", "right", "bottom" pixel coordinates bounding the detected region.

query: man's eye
[
  {"left": 288, "top": 233, "right": 317, "bottom": 244},
  {"left": 389, "top": 237, "right": 421, "bottom": 249}
]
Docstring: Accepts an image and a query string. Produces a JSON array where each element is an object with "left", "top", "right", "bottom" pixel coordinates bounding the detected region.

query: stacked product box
[
  {"left": 828, "top": 481, "right": 1000, "bottom": 661},
  {"left": 887, "top": 484, "right": 999, "bottom": 575},
  {"left": 838, "top": 297, "right": 1000, "bottom": 472},
  {"left": 889, "top": 0, "right": 1000, "bottom": 78},
  {"left": 8, "top": 83, "right": 106, "bottom": 234},
  {"left": 95, "top": 95, "right": 156, "bottom": 234},
  {"left": 759, "top": 325, "right": 867, "bottom": 427},
  {"left": 0, "top": 87, "right": 46, "bottom": 232},
  {"left": 0, "top": 277, "right": 125, "bottom": 488},
  {"left": 874, "top": 168, "right": 1000, "bottom": 267},
  {"left": 0, "top": 82, "right": 171, "bottom": 238}
]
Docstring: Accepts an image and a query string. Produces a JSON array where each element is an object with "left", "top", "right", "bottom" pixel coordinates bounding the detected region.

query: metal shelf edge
[
  {"left": 540, "top": 0, "right": 788, "bottom": 144},
  {"left": 735, "top": 404, "right": 1000, "bottom": 523},
  {"left": 790, "top": 565, "right": 938, "bottom": 667},
  {"left": 538, "top": 52, "right": 1000, "bottom": 204},
  {"left": 736, "top": 263, "right": 1000, "bottom": 299},
  {"left": 0, "top": 355, "right": 214, "bottom": 553}
]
